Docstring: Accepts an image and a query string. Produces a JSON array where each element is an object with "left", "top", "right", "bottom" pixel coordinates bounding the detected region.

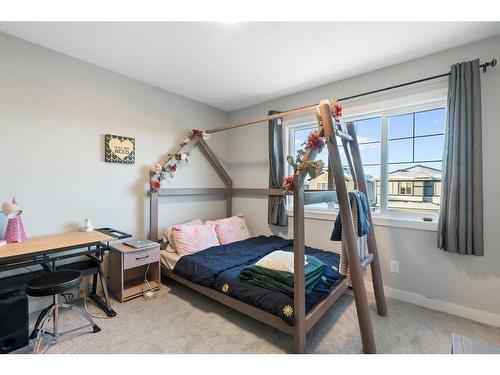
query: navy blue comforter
[{"left": 173, "top": 235, "right": 344, "bottom": 325}]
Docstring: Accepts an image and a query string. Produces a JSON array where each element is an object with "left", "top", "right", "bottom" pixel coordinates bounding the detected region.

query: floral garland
[
  {"left": 282, "top": 99, "right": 343, "bottom": 192},
  {"left": 149, "top": 128, "right": 209, "bottom": 191}
]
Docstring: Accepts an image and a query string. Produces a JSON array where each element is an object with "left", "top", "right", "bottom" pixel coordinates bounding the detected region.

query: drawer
[{"left": 123, "top": 247, "right": 160, "bottom": 270}]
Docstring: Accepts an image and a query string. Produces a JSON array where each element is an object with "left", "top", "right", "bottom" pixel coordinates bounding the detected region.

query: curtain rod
[{"left": 206, "top": 58, "right": 497, "bottom": 134}]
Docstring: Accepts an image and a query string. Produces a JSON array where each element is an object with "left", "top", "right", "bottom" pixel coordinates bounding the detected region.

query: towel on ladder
[
  {"left": 333, "top": 191, "right": 370, "bottom": 286},
  {"left": 330, "top": 191, "right": 371, "bottom": 241}
]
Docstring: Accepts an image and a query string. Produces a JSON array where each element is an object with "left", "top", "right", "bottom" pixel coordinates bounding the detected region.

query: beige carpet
[{"left": 15, "top": 278, "right": 500, "bottom": 354}]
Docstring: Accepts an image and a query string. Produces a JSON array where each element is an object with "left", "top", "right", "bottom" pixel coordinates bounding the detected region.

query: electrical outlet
[{"left": 390, "top": 260, "right": 400, "bottom": 273}]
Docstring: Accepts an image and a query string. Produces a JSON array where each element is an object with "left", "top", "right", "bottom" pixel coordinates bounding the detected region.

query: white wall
[
  {"left": 0, "top": 32, "right": 230, "bottom": 243},
  {"left": 226, "top": 34, "right": 500, "bottom": 323}
]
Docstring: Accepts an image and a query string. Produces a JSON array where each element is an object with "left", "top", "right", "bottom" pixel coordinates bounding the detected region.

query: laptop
[{"left": 123, "top": 239, "right": 158, "bottom": 249}]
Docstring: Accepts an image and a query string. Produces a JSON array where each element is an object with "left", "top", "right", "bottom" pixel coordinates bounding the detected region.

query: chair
[{"left": 26, "top": 270, "right": 101, "bottom": 353}]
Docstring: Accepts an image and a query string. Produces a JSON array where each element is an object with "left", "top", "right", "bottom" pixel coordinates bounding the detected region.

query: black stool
[{"left": 26, "top": 270, "right": 101, "bottom": 353}]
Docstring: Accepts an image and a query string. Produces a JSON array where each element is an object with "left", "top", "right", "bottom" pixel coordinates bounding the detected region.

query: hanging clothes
[{"left": 330, "top": 191, "right": 370, "bottom": 241}]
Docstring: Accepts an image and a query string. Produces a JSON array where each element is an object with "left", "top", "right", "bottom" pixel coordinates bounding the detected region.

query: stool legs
[
  {"left": 31, "top": 293, "right": 101, "bottom": 354},
  {"left": 33, "top": 305, "right": 55, "bottom": 354},
  {"left": 53, "top": 294, "right": 59, "bottom": 337},
  {"left": 30, "top": 305, "right": 53, "bottom": 339},
  {"left": 59, "top": 303, "right": 101, "bottom": 333}
]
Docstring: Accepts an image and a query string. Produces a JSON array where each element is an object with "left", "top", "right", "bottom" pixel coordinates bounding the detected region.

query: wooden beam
[
  {"left": 158, "top": 188, "right": 228, "bottom": 196},
  {"left": 149, "top": 190, "right": 159, "bottom": 241},
  {"left": 197, "top": 138, "right": 232, "bottom": 186},
  {"left": 338, "top": 123, "right": 358, "bottom": 190},
  {"left": 320, "top": 101, "right": 377, "bottom": 354},
  {"left": 226, "top": 181, "right": 232, "bottom": 218},
  {"left": 293, "top": 174, "right": 306, "bottom": 354},
  {"left": 346, "top": 122, "right": 387, "bottom": 317},
  {"left": 232, "top": 188, "right": 288, "bottom": 196},
  {"left": 205, "top": 104, "right": 318, "bottom": 134}
]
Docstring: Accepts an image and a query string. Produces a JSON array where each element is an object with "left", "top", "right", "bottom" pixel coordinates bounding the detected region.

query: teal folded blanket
[{"left": 239, "top": 255, "right": 327, "bottom": 297}]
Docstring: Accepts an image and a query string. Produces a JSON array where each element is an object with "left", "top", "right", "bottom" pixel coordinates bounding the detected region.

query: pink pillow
[
  {"left": 172, "top": 222, "right": 220, "bottom": 255},
  {"left": 209, "top": 215, "right": 251, "bottom": 245},
  {"left": 163, "top": 218, "right": 202, "bottom": 253}
]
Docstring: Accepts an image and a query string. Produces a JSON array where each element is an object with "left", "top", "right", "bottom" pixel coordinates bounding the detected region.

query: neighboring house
[
  {"left": 307, "top": 165, "right": 441, "bottom": 212},
  {"left": 383, "top": 165, "right": 441, "bottom": 205}
]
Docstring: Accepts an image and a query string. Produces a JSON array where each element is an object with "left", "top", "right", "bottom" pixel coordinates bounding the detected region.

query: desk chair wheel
[{"left": 26, "top": 270, "right": 101, "bottom": 354}]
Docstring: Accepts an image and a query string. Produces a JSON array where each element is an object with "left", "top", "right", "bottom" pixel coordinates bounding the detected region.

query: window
[{"left": 286, "top": 100, "right": 446, "bottom": 218}]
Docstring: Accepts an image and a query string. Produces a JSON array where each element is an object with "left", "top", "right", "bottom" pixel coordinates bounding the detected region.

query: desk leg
[{"left": 89, "top": 258, "right": 117, "bottom": 317}]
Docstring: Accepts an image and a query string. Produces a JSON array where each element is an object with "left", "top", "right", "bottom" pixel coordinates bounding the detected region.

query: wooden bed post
[
  {"left": 293, "top": 174, "right": 306, "bottom": 354},
  {"left": 149, "top": 190, "right": 159, "bottom": 241},
  {"left": 197, "top": 138, "right": 233, "bottom": 218},
  {"left": 345, "top": 122, "right": 388, "bottom": 317},
  {"left": 319, "top": 101, "right": 377, "bottom": 354},
  {"left": 226, "top": 180, "right": 233, "bottom": 218}
]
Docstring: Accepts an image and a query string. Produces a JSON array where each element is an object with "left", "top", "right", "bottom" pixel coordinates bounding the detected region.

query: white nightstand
[{"left": 108, "top": 242, "right": 161, "bottom": 303}]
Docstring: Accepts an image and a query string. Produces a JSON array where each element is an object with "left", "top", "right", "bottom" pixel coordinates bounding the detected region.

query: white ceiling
[{"left": 1, "top": 22, "right": 499, "bottom": 112}]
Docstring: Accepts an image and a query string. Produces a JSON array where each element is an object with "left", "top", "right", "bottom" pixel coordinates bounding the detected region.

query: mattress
[{"left": 172, "top": 235, "right": 344, "bottom": 326}]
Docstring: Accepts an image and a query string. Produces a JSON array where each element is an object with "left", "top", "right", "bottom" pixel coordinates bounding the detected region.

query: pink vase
[{"left": 4, "top": 197, "right": 27, "bottom": 243}]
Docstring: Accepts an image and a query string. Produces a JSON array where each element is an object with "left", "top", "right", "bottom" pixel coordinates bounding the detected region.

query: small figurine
[{"left": 83, "top": 218, "right": 93, "bottom": 232}]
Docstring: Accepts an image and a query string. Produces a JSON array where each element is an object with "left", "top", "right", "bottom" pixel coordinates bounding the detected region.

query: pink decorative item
[
  {"left": 172, "top": 222, "right": 220, "bottom": 255},
  {"left": 2, "top": 197, "right": 27, "bottom": 243},
  {"left": 207, "top": 215, "right": 251, "bottom": 245}
]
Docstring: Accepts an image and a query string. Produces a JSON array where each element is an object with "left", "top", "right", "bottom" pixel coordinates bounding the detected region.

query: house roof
[{"left": 387, "top": 165, "right": 442, "bottom": 181}]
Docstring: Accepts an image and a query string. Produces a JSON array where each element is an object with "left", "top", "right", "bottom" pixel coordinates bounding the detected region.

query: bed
[
  {"left": 150, "top": 103, "right": 387, "bottom": 353},
  {"left": 160, "top": 235, "right": 345, "bottom": 326}
]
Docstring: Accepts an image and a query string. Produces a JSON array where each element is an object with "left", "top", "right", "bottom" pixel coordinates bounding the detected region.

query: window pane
[
  {"left": 414, "top": 135, "right": 444, "bottom": 162},
  {"left": 387, "top": 162, "right": 442, "bottom": 213},
  {"left": 336, "top": 140, "right": 348, "bottom": 165},
  {"left": 354, "top": 117, "right": 381, "bottom": 143},
  {"left": 415, "top": 108, "right": 446, "bottom": 136},
  {"left": 363, "top": 165, "right": 380, "bottom": 211},
  {"left": 388, "top": 114, "right": 413, "bottom": 139},
  {"left": 388, "top": 138, "right": 413, "bottom": 163},
  {"left": 359, "top": 143, "right": 381, "bottom": 165},
  {"left": 293, "top": 128, "right": 310, "bottom": 152}
]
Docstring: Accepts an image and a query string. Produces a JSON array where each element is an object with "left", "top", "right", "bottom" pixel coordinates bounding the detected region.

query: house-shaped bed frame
[{"left": 149, "top": 100, "right": 387, "bottom": 354}]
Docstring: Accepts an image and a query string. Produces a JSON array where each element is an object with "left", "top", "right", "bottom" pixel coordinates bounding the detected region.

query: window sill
[{"left": 286, "top": 209, "right": 438, "bottom": 232}]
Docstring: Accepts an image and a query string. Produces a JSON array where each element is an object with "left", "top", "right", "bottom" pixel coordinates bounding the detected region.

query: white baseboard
[{"left": 365, "top": 281, "right": 500, "bottom": 328}]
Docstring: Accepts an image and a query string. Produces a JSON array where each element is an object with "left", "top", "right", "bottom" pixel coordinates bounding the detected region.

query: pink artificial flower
[
  {"left": 191, "top": 129, "right": 204, "bottom": 138},
  {"left": 151, "top": 179, "right": 161, "bottom": 192},
  {"left": 283, "top": 176, "right": 295, "bottom": 191},
  {"left": 306, "top": 131, "right": 324, "bottom": 151},
  {"left": 332, "top": 102, "right": 343, "bottom": 120},
  {"left": 150, "top": 163, "right": 163, "bottom": 174}
]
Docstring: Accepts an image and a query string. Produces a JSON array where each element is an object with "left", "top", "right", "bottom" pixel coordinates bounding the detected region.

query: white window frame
[{"left": 284, "top": 91, "right": 447, "bottom": 231}]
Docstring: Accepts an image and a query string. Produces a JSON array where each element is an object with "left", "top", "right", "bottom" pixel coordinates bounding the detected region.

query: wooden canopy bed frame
[{"left": 149, "top": 100, "right": 387, "bottom": 354}]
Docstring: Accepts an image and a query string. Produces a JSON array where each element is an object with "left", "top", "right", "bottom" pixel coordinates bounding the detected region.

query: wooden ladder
[{"left": 294, "top": 101, "right": 387, "bottom": 353}]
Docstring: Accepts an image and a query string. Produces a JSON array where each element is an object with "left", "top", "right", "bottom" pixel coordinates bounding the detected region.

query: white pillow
[{"left": 162, "top": 218, "right": 202, "bottom": 253}]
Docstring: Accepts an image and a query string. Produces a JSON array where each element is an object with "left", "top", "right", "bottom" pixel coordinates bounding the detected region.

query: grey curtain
[
  {"left": 438, "top": 59, "right": 483, "bottom": 256},
  {"left": 268, "top": 110, "right": 288, "bottom": 226}
]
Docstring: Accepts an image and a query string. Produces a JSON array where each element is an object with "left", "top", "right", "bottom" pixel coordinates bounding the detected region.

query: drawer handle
[{"left": 135, "top": 255, "right": 150, "bottom": 261}]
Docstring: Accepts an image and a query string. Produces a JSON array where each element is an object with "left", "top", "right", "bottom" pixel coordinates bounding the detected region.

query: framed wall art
[{"left": 104, "top": 134, "right": 135, "bottom": 164}]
